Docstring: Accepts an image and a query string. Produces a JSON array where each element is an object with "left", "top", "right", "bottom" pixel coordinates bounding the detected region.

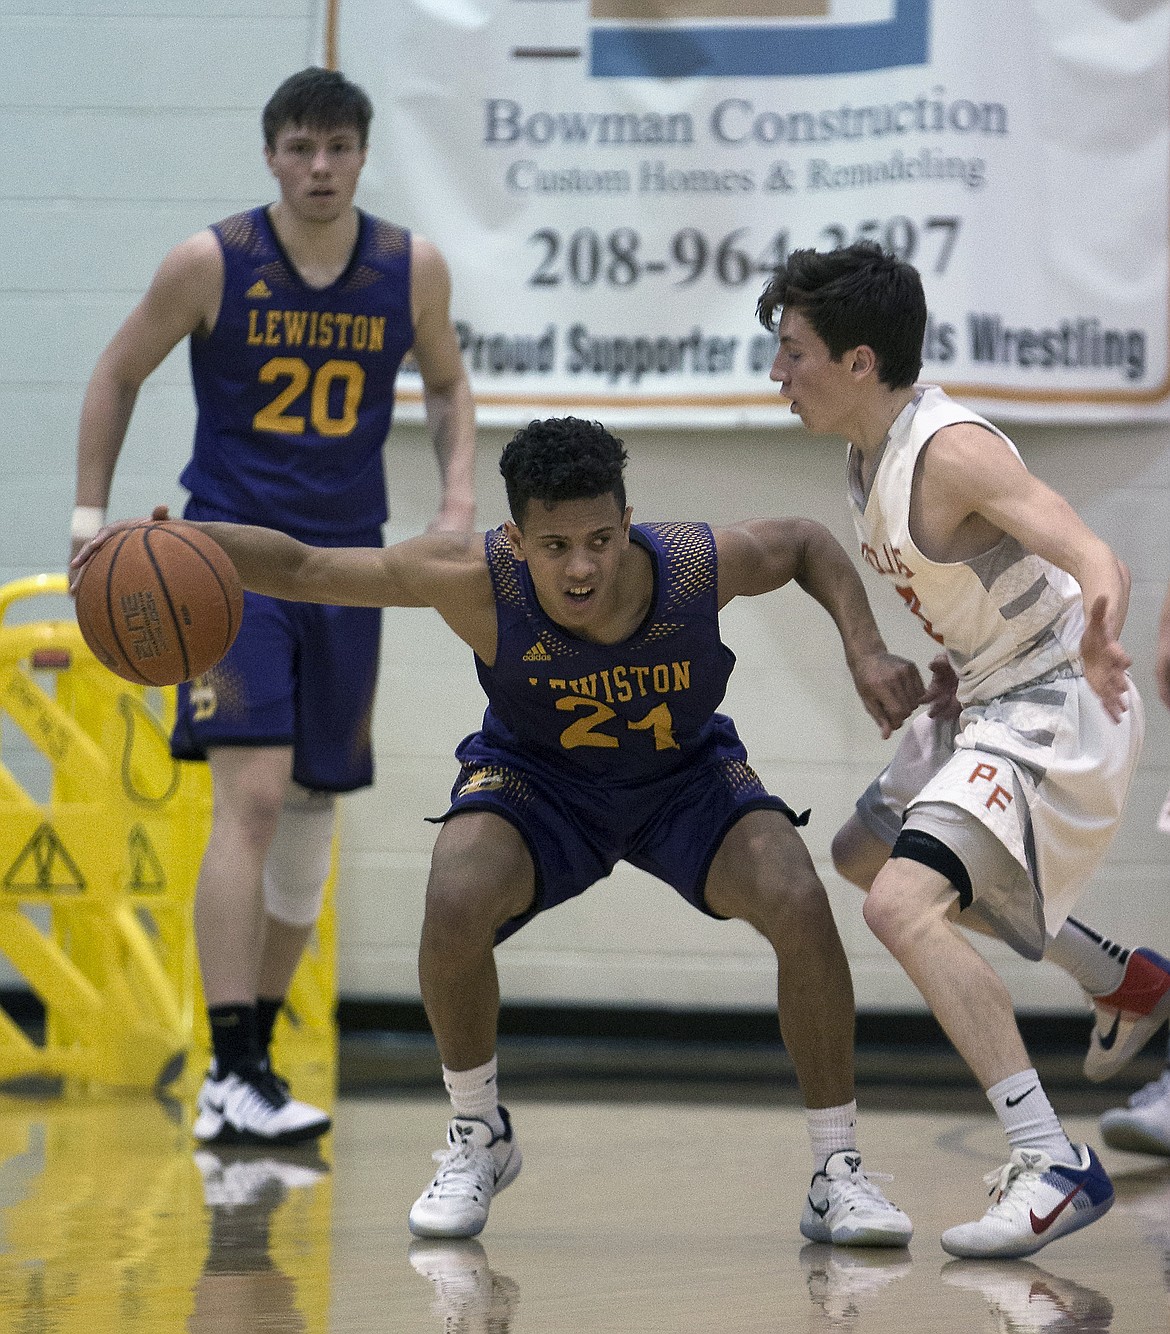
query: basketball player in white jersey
[{"left": 756, "top": 242, "right": 1163, "bottom": 1260}]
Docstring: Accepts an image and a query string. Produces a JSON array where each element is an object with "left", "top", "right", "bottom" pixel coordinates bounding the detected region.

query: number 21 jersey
[{"left": 465, "top": 520, "right": 747, "bottom": 788}]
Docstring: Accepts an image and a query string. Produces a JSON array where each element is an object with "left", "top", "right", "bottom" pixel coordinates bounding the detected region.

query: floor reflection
[
  {"left": 0, "top": 1088, "right": 1165, "bottom": 1332},
  {"left": 941, "top": 1259, "right": 1113, "bottom": 1331},
  {"left": 408, "top": 1238, "right": 520, "bottom": 1331},
  {"left": 800, "top": 1242, "right": 912, "bottom": 1330},
  {"left": 0, "top": 1088, "right": 332, "bottom": 1333},
  {"left": 190, "top": 1146, "right": 330, "bottom": 1333},
  {"left": 0, "top": 1090, "right": 201, "bottom": 1330}
]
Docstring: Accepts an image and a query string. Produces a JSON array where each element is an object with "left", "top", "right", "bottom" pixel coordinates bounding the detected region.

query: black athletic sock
[
  {"left": 256, "top": 996, "right": 283, "bottom": 1061},
  {"left": 208, "top": 1002, "right": 259, "bottom": 1077}
]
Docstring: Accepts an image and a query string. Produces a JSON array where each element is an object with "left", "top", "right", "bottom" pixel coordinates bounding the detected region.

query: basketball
[{"left": 74, "top": 520, "right": 243, "bottom": 686}]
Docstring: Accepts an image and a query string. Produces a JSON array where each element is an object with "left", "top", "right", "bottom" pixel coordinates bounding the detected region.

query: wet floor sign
[{"left": 0, "top": 575, "right": 336, "bottom": 1089}]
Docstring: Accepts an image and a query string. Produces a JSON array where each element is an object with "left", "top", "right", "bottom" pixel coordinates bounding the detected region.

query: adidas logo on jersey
[
  {"left": 522, "top": 641, "right": 551, "bottom": 662},
  {"left": 245, "top": 279, "right": 272, "bottom": 299}
]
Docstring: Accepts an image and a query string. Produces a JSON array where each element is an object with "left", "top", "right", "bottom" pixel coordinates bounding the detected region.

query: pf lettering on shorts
[{"left": 968, "top": 761, "right": 1013, "bottom": 812}]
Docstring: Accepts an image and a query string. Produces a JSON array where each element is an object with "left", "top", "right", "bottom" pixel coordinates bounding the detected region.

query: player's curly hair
[
  {"left": 756, "top": 241, "right": 925, "bottom": 389},
  {"left": 263, "top": 67, "right": 374, "bottom": 150},
  {"left": 500, "top": 417, "right": 628, "bottom": 526}
]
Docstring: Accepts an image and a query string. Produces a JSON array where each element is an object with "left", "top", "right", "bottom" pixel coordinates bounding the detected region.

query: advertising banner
[{"left": 335, "top": 1, "right": 1170, "bottom": 426}]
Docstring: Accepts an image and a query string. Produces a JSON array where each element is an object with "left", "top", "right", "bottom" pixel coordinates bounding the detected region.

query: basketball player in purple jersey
[
  {"left": 77, "top": 417, "right": 927, "bottom": 1244},
  {"left": 71, "top": 68, "right": 476, "bottom": 1145}
]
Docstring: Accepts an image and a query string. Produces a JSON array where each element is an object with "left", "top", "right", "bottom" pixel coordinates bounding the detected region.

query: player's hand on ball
[
  {"left": 69, "top": 506, "right": 170, "bottom": 592},
  {"left": 70, "top": 509, "right": 241, "bottom": 686}
]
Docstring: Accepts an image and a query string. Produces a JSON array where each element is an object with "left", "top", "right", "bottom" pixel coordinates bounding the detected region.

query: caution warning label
[
  {"left": 126, "top": 825, "right": 166, "bottom": 895},
  {"left": 3, "top": 823, "right": 86, "bottom": 894}
]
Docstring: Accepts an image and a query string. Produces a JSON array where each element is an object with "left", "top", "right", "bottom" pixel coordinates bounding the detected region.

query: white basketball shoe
[
  {"left": 193, "top": 1062, "right": 331, "bottom": 1146},
  {"left": 799, "top": 1150, "right": 913, "bottom": 1247},
  {"left": 940, "top": 1144, "right": 1114, "bottom": 1260},
  {"left": 408, "top": 1108, "right": 522, "bottom": 1239}
]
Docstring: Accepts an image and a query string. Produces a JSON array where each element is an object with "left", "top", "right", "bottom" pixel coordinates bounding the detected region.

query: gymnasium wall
[{"left": 2, "top": 2, "right": 1167, "bottom": 1016}]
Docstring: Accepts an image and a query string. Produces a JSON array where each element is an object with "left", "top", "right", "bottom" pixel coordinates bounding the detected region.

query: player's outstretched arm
[
  {"left": 72, "top": 510, "right": 496, "bottom": 656},
  {"left": 198, "top": 520, "right": 450, "bottom": 608},
  {"left": 715, "top": 517, "right": 925, "bottom": 737},
  {"left": 410, "top": 236, "right": 477, "bottom": 534}
]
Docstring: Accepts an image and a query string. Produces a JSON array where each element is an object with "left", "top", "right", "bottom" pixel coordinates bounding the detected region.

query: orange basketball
[{"left": 74, "top": 520, "right": 243, "bottom": 686}]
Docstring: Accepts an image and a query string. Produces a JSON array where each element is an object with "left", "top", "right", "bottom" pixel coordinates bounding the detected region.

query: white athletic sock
[
  {"left": 1044, "top": 918, "right": 1129, "bottom": 996},
  {"left": 442, "top": 1056, "right": 504, "bottom": 1134},
  {"left": 806, "top": 1100, "right": 858, "bottom": 1170},
  {"left": 987, "top": 1068, "right": 1076, "bottom": 1164}
]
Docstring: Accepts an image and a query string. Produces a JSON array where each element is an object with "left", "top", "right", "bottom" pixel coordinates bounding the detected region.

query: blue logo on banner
[{"left": 591, "top": 0, "right": 929, "bottom": 79}]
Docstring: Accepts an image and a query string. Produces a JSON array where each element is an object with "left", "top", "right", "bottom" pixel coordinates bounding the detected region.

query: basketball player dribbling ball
[
  {"left": 75, "top": 417, "right": 928, "bottom": 1245},
  {"left": 757, "top": 242, "right": 1167, "bottom": 1258},
  {"left": 71, "top": 67, "right": 476, "bottom": 1146}
]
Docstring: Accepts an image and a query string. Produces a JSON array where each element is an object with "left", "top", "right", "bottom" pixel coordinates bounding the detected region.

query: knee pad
[
  {"left": 890, "top": 827, "right": 973, "bottom": 909},
  {"left": 262, "top": 783, "right": 336, "bottom": 927}
]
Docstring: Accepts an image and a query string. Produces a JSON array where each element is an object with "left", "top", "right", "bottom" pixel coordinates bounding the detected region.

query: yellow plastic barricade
[{"left": 0, "top": 575, "right": 337, "bottom": 1090}]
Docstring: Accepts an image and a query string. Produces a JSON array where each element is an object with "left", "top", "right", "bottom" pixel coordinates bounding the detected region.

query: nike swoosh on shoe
[
  {"left": 1096, "top": 1011, "right": 1122, "bottom": 1051},
  {"left": 1030, "top": 1182, "right": 1085, "bottom": 1234},
  {"left": 493, "top": 1147, "right": 517, "bottom": 1186}
]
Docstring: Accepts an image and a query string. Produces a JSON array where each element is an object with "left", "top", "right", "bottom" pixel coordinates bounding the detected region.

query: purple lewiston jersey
[
  {"left": 181, "top": 206, "right": 414, "bottom": 541},
  {"left": 443, "top": 520, "right": 803, "bottom": 940},
  {"left": 462, "top": 521, "right": 748, "bottom": 789}
]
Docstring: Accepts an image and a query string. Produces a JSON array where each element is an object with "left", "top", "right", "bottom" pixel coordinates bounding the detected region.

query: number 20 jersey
[
  {"left": 181, "top": 206, "right": 414, "bottom": 541},
  {"left": 461, "top": 521, "right": 748, "bottom": 789}
]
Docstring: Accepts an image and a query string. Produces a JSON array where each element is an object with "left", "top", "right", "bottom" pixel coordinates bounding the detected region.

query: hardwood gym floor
[{"left": 0, "top": 1038, "right": 1166, "bottom": 1332}]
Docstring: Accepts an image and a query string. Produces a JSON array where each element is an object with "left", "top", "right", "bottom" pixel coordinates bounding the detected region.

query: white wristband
[{"left": 70, "top": 506, "right": 107, "bottom": 542}]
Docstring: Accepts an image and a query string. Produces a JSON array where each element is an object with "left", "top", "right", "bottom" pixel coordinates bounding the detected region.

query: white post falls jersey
[
  {"left": 848, "top": 385, "right": 1084, "bottom": 707},
  {"left": 848, "top": 384, "right": 1143, "bottom": 942}
]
